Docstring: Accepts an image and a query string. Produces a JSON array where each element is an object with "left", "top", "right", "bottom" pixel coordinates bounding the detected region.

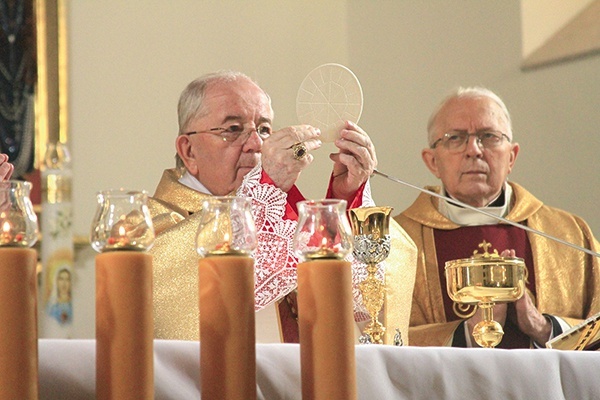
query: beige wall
[
  {"left": 66, "top": 1, "right": 599, "bottom": 338},
  {"left": 521, "top": 0, "right": 595, "bottom": 57}
]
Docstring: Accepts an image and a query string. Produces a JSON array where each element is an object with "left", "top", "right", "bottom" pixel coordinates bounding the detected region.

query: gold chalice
[
  {"left": 445, "top": 241, "right": 525, "bottom": 348},
  {"left": 349, "top": 206, "right": 393, "bottom": 345}
]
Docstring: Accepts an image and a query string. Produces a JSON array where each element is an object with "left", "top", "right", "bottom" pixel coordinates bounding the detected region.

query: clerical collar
[
  {"left": 439, "top": 183, "right": 512, "bottom": 226},
  {"left": 178, "top": 170, "right": 212, "bottom": 195}
]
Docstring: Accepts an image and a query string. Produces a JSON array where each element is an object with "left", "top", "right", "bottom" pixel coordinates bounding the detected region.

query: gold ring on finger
[{"left": 292, "top": 142, "right": 308, "bottom": 160}]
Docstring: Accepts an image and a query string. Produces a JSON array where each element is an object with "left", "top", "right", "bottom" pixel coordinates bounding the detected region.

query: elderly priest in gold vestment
[
  {"left": 396, "top": 87, "right": 600, "bottom": 348},
  {"left": 147, "top": 71, "right": 417, "bottom": 343}
]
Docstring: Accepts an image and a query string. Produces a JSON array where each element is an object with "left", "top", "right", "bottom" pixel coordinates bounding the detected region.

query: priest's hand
[
  {"left": 261, "top": 125, "right": 321, "bottom": 192},
  {"left": 509, "top": 293, "right": 552, "bottom": 346},
  {"left": 0, "top": 154, "right": 14, "bottom": 181},
  {"left": 329, "top": 121, "right": 377, "bottom": 202},
  {"left": 499, "top": 248, "right": 552, "bottom": 346}
]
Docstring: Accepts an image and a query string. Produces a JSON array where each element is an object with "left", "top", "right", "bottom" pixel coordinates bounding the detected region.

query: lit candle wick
[
  {"left": 214, "top": 233, "right": 232, "bottom": 253},
  {"left": 1, "top": 221, "right": 12, "bottom": 243},
  {"left": 216, "top": 242, "right": 232, "bottom": 252},
  {"left": 108, "top": 224, "right": 130, "bottom": 247}
]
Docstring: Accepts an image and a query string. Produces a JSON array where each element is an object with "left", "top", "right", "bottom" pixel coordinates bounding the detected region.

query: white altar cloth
[{"left": 39, "top": 339, "right": 600, "bottom": 399}]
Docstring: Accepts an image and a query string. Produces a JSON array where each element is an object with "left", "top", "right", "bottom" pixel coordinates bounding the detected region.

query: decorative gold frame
[{"left": 35, "top": 0, "right": 68, "bottom": 167}]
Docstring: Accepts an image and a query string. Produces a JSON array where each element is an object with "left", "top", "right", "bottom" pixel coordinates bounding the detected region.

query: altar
[{"left": 40, "top": 339, "right": 600, "bottom": 399}]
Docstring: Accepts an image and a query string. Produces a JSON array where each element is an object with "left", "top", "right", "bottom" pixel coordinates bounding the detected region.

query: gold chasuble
[
  {"left": 395, "top": 182, "right": 600, "bottom": 347},
  {"left": 148, "top": 167, "right": 417, "bottom": 343},
  {"left": 384, "top": 219, "right": 418, "bottom": 345},
  {"left": 147, "top": 169, "right": 213, "bottom": 340}
]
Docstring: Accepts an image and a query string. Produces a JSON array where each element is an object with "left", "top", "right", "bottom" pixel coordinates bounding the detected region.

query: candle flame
[{"left": 2, "top": 221, "right": 11, "bottom": 233}]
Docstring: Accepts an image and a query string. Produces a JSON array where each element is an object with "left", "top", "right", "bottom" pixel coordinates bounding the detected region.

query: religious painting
[
  {"left": 0, "top": 0, "right": 37, "bottom": 179},
  {"left": 0, "top": 0, "right": 66, "bottom": 205}
]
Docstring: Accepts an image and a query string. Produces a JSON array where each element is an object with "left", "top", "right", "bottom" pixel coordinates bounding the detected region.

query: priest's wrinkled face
[
  {"left": 176, "top": 77, "right": 273, "bottom": 195},
  {"left": 421, "top": 95, "right": 519, "bottom": 207}
]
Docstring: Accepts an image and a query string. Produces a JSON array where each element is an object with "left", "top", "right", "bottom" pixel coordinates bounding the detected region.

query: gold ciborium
[
  {"left": 349, "top": 206, "right": 392, "bottom": 344},
  {"left": 445, "top": 241, "right": 526, "bottom": 348}
]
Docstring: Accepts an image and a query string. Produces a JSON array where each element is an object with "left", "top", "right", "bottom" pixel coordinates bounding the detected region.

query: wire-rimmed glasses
[
  {"left": 184, "top": 123, "right": 272, "bottom": 145},
  {"left": 430, "top": 130, "right": 510, "bottom": 153}
]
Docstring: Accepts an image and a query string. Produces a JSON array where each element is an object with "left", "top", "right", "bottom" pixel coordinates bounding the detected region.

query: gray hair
[
  {"left": 426, "top": 86, "right": 513, "bottom": 145},
  {"left": 175, "top": 70, "right": 270, "bottom": 168}
]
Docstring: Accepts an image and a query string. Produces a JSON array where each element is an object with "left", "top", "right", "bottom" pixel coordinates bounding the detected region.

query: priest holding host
[
  {"left": 147, "top": 70, "right": 417, "bottom": 343},
  {"left": 395, "top": 87, "right": 600, "bottom": 348}
]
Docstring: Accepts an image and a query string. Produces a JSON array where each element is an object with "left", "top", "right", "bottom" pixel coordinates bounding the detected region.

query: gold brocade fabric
[
  {"left": 148, "top": 169, "right": 214, "bottom": 340},
  {"left": 383, "top": 219, "right": 418, "bottom": 345},
  {"left": 395, "top": 181, "right": 600, "bottom": 347}
]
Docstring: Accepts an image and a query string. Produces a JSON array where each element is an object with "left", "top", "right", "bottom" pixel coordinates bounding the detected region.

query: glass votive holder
[
  {"left": 293, "top": 199, "right": 353, "bottom": 261},
  {"left": 196, "top": 196, "right": 257, "bottom": 257},
  {"left": 0, "top": 180, "right": 39, "bottom": 247},
  {"left": 90, "top": 189, "right": 155, "bottom": 252}
]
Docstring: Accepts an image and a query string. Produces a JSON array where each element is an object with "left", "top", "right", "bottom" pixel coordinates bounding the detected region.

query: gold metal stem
[
  {"left": 472, "top": 303, "right": 504, "bottom": 348},
  {"left": 482, "top": 303, "right": 493, "bottom": 322},
  {"left": 359, "top": 262, "right": 385, "bottom": 344}
]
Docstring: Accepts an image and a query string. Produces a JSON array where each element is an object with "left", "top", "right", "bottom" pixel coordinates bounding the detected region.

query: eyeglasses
[
  {"left": 184, "top": 123, "right": 272, "bottom": 145},
  {"left": 430, "top": 130, "right": 510, "bottom": 153}
]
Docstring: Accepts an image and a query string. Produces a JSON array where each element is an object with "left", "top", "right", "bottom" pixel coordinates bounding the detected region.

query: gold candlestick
[{"left": 349, "top": 206, "right": 393, "bottom": 345}]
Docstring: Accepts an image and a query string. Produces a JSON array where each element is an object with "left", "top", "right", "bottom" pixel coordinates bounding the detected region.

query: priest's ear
[
  {"left": 507, "top": 142, "right": 520, "bottom": 175},
  {"left": 175, "top": 134, "right": 199, "bottom": 175},
  {"left": 421, "top": 148, "right": 442, "bottom": 179}
]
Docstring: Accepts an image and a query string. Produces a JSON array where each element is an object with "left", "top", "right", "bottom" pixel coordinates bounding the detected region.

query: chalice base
[{"left": 364, "top": 321, "right": 386, "bottom": 345}]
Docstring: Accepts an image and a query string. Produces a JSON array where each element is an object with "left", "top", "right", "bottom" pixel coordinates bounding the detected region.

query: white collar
[
  {"left": 178, "top": 170, "right": 212, "bottom": 195},
  {"left": 439, "top": 183, "right": 512, "bottom": 226}
]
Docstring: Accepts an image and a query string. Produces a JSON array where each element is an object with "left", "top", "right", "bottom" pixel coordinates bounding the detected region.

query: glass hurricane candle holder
[
  {"left": 0, "top": 180, "right": 39, "bottom": 398},
  {"left": 93, "top": 189, "right": 155, "bottom": 399},
  {"left": 90, "top": 189, "right": 155, "bottom": 252},
  {"left": 196, "top": 196, "right": 258, "bottom": 399},
  {"left": 196, "top": 196, "right": 257, "bottom": 257},
  {"left": 0, "top": 181, "right": 39, "bottom": 247},
  {"left": 293, "top": 199, "right": 353, "bottom": 261},
  {"left": 294, "top": 199, "right": 357, "bottom": 400}
]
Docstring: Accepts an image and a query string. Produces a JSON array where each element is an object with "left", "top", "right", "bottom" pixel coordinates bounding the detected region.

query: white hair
[
  {"left": 426, "top": 86, "right": 513, "bottom": 145},
  {"left": 174, "top": 70, "right": 272, "bottom": 168}
]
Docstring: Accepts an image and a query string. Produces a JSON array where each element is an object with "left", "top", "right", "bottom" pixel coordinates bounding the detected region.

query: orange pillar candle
[
  {"left": 96, "top": 252, "right": 153, "bottom": 400},
  {"left": 0, "top": 248, "right": 38, "bottom": 400},
  {"left": 199, "top": 255, "right": 256, "bottom": 400},
  {"left": 297, "top": 259, "right": 357, "bottom": 400}
]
